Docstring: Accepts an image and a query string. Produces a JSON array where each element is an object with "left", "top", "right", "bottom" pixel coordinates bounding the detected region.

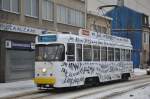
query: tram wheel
[{"left": 122, "top": 73, "right": 130, "bottom": 81}]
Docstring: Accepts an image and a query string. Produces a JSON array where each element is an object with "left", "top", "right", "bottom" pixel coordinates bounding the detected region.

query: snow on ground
[
  {"left": 0, "top": 68, "right": 147, "bottom": 98},
  {"left": 76, "top": 81, "right": 150, "bottom": 99},
  {"left": 0, "top": 80, "right": 37, "bottom": 98},
  {"left": 133, "top": 68, "right": 146, "bottom": 76},
  {"left": 110, "top": 84, "right": 150, "bottom": 99}
]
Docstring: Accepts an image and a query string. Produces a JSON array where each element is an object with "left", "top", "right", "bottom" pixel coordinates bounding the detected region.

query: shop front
[{"left": 0, "top": 23, "right": 43, "bottom": 82}]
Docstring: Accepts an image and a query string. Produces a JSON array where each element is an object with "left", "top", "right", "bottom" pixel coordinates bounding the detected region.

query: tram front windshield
[{"left": 36, "top": 44, "right": 65, "bottom": 61}]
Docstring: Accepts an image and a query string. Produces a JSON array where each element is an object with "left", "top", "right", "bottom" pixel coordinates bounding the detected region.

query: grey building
[
  {"left": 0, "top": 0, "right": 86, "bottom": 82},
  {"left": 87, "top": 11, "right": 112, "bottom": 35}
]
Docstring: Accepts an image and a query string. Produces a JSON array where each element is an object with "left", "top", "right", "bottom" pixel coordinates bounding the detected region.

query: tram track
[
  {"left": 10, "top": 75, "right": 150, "bottom": 99},
  {"left": 74, "top": 77, "right": 150, "bottom": 99}
]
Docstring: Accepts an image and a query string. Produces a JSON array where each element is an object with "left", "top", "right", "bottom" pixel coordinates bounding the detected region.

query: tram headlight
[
  {"left": 147, "top": 68, "right": 150, "bottom": 70},
  {"left": 42, "top": 68, "right": 47, "bottom": 73}
]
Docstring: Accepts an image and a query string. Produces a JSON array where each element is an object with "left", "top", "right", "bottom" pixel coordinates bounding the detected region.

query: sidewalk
[
  {"left": 0, "top": 68, "right": 147, "bottom": 99},
  {"left": 133, "top": 68, "right": 147, "bottom": 76},
  {"left": 0, "top": 80, "right": 38, "bottom": 99}
]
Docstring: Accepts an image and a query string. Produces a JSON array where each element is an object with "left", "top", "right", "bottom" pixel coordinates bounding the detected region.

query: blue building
[{"left": 106, "top": 6, "right": 150, "bottom": 68}]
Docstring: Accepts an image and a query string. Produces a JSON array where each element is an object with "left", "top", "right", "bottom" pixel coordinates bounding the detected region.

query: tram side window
[
  {"left": 126, "top": 50, "right": 131, "bottom": 61},
  {"left": 121, "top": 49, "right": 125, "bottom": 61},
  {"left": 130, "top": 50, "right": 132, "bottom": 61},
  {"left": 108, "top": 47, "right": 114, "bottom": 61},
  {"left": 76, "top": 44, "right": 82, "bottom": 61},
  {"left": 83, "top": 45, "right": 92, "bottom": 61},
  {"left": 93, "top": 46, "right": 100, "bottom": 61},
  {"left": 101, "top": 47, "right": 107, "bottom": 61},
  {"left": 67, "top": 43, "right": 75, "bottom": 61},
  {"left": 55, "top": 45, "right": 65, "bottom": 61},
  {"left": 115, "top": 48, "right": 120, "bottom": 61}
]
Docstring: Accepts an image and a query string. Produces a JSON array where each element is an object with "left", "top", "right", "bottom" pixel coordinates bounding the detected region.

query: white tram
[{"left": 34, "top": 30, "right": 133, "bottom": 88}]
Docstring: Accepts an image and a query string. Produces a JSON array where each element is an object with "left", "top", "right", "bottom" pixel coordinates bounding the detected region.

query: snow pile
[{"left": 133, "top": 68, "right": 146, "bottom": 76}]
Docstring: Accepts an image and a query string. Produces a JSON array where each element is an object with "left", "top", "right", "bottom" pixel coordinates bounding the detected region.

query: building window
[
  {"left": 57, "top": 5, "right": 85, "bottom": 27},
  {"left": 25, "top": 0, "right": 39, "bottom": 17},
  {"left": 144, "top": 33, "right": 146, "bottom": 43},
  {"left": 1, "top": 0, "right": 19, "bottom": 13},
  {"left": 57, "top": 5, "right": 68, "bottom": 24},
  {"left": 69, "top": 9, "right": 76, "bottom": 26},
  {"left": 142, "top": 15, "right": 149, "bottom": 26},
  {"left": 42, "top": 0, "right": 53, "bottom": 21},
  {"left": 143, "top": 32, "right": 149, "bottom": 44},
  {"left": 92, "top": 25, "right": 101, "bottom": 33},
  {"left": 96, "top": 25, "right": 101, "bottom": 33},
  {"left": 101, "top": 27, "right": 107, "bottom": 34},
  {"left": 69, "top": 9, "right": 85, "bottom": 27},
  {"left": 75, "top": 11, "right": 84, "bottom": 27},
  {"left": 92, "top": 25, "right": 108, "bottom": 34},
  {"left": 147, "top": 33, "right": 149, "bottom": 44}
]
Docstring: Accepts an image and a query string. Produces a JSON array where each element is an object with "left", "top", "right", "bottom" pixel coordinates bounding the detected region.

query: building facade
[
  {"left": 87, "top": 11, "right": 112, "bottom": 35},
  {"left": 0, "top": 0, "right": 86, "bottom": 82},
  {"left": 106, "top": 6, "right": 150, "bottom": 68}
]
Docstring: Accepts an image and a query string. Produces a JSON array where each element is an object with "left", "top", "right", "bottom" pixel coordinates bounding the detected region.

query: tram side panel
[
  {"left": 34, "top": 61, "right": 133, "bottom": 88},
  {"left": 60, "top": 62, "right": 133, "bottom": 86},
  {"left": 39, "top": 61, "right": 132, "bottom": 88}
]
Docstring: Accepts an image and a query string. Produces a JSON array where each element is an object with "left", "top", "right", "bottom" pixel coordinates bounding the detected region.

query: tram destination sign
[{"left": 38, "top": 35, "right": 57, "bottom": 42}]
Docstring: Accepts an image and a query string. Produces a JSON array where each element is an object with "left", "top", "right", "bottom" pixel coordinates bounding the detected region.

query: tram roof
[{"left": 37, "top": 33, "right": 132, "bottom": 49}]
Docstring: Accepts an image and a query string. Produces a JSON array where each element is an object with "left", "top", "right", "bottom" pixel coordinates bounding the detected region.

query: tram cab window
[
  {"left": 93, "top": 46, "right": 100, "bottom": 61},
  {"left": 115, "top": 48, "right": 120, "bottom": 61},
  {"left": 83, "top": 45, "right": 92, "bottom": 61},
  {"left": 101, "top": 47, "right": 107, "bottom": 61},
  {"left": 108, "top": 47, "right": 114, "bottom": 61},
  {"left": 67, "top": 43, "right": 75, "bottom": 61},
  {"left": 76, "top": 44, "right": 82, "bottom": 61},
  {"left": 35, "top": 44, "right": 65, "bottom": 61}
]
